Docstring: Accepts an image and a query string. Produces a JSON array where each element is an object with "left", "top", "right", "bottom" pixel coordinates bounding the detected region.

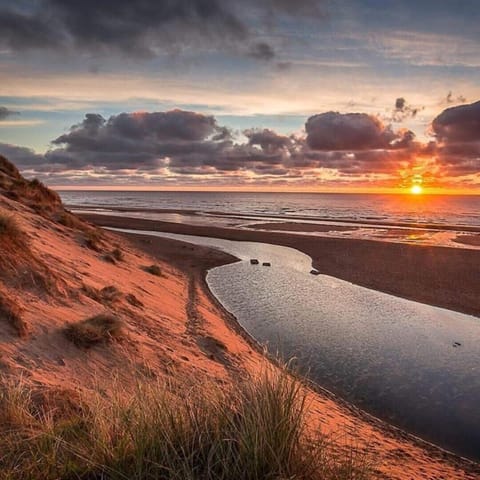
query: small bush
[
  {"left": 19, "top": 178, "right": 62, "bottom": 211},
  {"left": 0, "top": 292, "right": 28, "bottom": 337},
  {"left": 64, "top": 313, "right": 124, "bottom": 348},
  {"left": 145, "top": 264, "right": 162, "bottom": 276}
]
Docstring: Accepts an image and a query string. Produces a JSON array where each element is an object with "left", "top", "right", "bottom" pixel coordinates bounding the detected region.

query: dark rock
[
  {"left": 250, "top": 259, "right": 259, "bottom": 265},
  {"left": 262, "top": 262, "right": 271, "bottom": 267}
]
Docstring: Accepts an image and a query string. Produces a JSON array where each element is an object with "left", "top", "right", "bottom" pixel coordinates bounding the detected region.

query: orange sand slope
[{"left": 0, "top": 156, "right": 478, "bottom": 479}]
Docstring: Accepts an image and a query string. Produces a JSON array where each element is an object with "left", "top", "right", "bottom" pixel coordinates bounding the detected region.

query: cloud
[
  {"left": 0, "top": 142, "right": 45, "bottom": 168},
  {"left": 432, "top": 100, "right": 480, "bottom": 143},
  {"left": 0, "top": 106, "right": 19, "bottom": 120},
  {"left": 305, "top": 112, "right": 401, "bottom": 151},
  {"left": 47, "top": 110, "right": 233, "bottom": 172},
  {"left": 445, "top": 91, "right": 467, "bottom": 105},
  {"left": 391, "top": 97, "right": 421, "bottom": 122},
  {"left": 1, "top": 102, "right": 478, "bottom": 188},
  {"left": 247, "top": 42, "right": 276, "bottom": 61},
  {"left": 244, "top": 128, "right": 293, "bottom": 152},
  {"left": 0, "top": 0, "right": 325, "bottom": 59},
  {"left": 431, "top": 100, "right": 480, "bottom": 176}
]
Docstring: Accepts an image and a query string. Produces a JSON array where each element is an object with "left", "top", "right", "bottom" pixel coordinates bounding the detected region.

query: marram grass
[{"left": 0, "top": 367, "right": 374, "bottom": 480}]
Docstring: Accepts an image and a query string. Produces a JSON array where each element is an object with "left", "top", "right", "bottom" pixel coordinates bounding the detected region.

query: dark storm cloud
[
  {"left": 0, "top": 8, "right": 60, "bottom": 50},
  {"left": 432, "top": 100, "right": 480, "bottom": 143},
  {"left": 0, "top": 0, "right": 324, "bottom": 58},
  {"left": 431, "top": 100, "right": 480, "bottom": 175},
  {"left": 0, "top": 106, "right": 19, "bottom": 120},
  {"left": 305, "top": 112, "right": 399, "bottom": 151}
]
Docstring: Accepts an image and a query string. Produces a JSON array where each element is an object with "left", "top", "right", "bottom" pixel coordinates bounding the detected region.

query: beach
[
  {"left": 81, "top": 212, "right": 480, "bottom": 318},
  {"left": 78, "top": 213, "right": 480, "bottom": 479}
]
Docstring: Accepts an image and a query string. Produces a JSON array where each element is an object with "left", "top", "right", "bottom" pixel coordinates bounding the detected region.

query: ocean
[{"left": 58, "top": 191, "right": 480, "bottom": 228}]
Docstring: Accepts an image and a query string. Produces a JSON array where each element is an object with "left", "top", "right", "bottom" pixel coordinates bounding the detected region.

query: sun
[{"left": 410, "top": 184, "right": 423, "bottom": 195}]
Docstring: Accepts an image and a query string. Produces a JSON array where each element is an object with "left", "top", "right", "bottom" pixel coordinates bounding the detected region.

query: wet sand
[
  {"left": 81, "top": 212, "right": 480, "bottom": 318},
  {"left": 454, "top": 234, "right": 480, "bottom": 247},
  {"left": 248, "top": 221, "right": 358, "bottom": 232}
]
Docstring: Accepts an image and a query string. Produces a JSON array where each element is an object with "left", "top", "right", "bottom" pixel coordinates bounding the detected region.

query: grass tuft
[
  {"left": 103, "top": 253, "right": 117, "bottom": 264},
  {"left": 126, "top": 293, "right": 144, "bottom": 308},
  {"left": 82, "top": 284, "right": 123, "bottom": 304},
  {"left": 111, "top": 247, "right": 124, "bottom": 261},
  {"left": 57, "top": 211, "right": 89, "bottom": 231},
  {"left": 145, "top": 264, "right": 162, "bottom": 276},
  {"left": 100, "top": 285, "right": 122, "bottom": 303},
  {"left": 0, "top": 291, "right": 28, "bottom": 337},
  {"left": 84, "top": 229, "right": 103, "bottom": 251},
  {"left": 0, "top": 213, "right": 25, "bottom": 244},
  {"left": 64, "top": 313, "right": 124, "bottom": 348},
  {"left": 0, "top": 367, "right": 374, "bottom": 480}
]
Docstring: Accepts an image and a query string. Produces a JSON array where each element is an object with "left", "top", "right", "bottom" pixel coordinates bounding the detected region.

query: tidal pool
[{"left": 110, "top": 228, "right": 480, "bottom": 460}]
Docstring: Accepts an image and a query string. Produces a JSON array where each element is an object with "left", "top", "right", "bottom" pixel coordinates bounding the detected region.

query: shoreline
[
  {"left": 81, "top": 212, "right": 480, "bottom": 318},
  {"left": 110, "top": 226, "right": 480, "bottom": 476},
  {"left": 69, "top": 205, "right": 480, "bottom": 233}
]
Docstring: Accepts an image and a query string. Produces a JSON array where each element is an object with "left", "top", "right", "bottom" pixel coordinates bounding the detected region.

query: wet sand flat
[{"left": 81, "top": 213, "right": 480, "bottom": 318}]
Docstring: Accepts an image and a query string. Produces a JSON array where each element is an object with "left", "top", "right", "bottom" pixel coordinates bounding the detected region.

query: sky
[{"left": 0, "top": 0, "right": 479, "bottom": 192}]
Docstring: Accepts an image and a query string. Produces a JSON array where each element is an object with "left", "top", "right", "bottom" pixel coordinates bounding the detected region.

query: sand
[{"left": 81, "top": 213, "right": 480, "bottom": 318}]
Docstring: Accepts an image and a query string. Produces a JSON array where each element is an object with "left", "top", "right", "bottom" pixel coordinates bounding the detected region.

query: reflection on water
[
  {"left": 78, "top": 207, "right": 480, "bottom": 249},
  {"left": 111, "top": 228, "right": 480, "bottom": 460},
  {"left": 60, "top": 191, "right": 480, "bottom": 228}
]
